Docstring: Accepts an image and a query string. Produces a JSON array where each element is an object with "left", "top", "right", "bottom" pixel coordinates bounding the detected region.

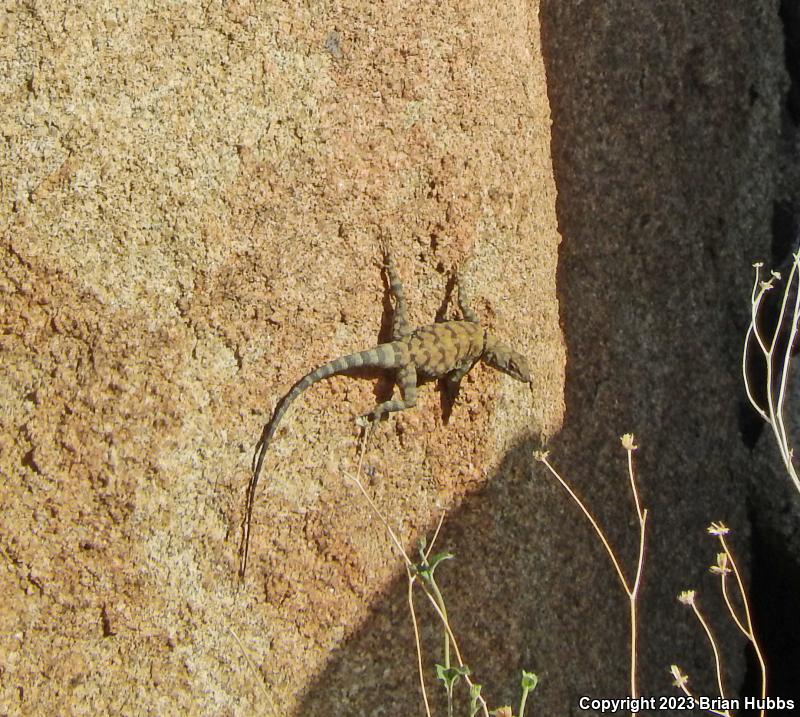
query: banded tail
[{"left": 239, "top": 341, "right": 403, "bottom": 579}]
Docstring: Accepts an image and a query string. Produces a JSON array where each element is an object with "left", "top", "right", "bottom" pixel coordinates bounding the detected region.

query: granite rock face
[
  {"left": 1, "top": 1, "right": 795, "bottom": 715},
  {"left": 2, "top": 1, "right": 560, "bottom": 714}
]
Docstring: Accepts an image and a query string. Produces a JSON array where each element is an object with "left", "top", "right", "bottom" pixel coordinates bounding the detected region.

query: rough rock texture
[
  {"left": 2, "top": 1, "right": 561, "bottom": 714},
  {"left": 541, "top": 0, "right": 794, "bottom": 711},
  {"left": 741, "top": 1, "right": 800, "bottom": 702},
  {"left": 1, "top": 0, "right": 796, "bottom": 715}
]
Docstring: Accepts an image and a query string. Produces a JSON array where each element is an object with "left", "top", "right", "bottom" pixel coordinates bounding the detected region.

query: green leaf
[
  {"left": 435, "top": 663, "right": 470, "bottom": 690},
  {"left": 416, "top": 550, "right": 454, "bottom": 581},
  {"left": 427, "top": 551, "right": 454, "bottom": 574}
]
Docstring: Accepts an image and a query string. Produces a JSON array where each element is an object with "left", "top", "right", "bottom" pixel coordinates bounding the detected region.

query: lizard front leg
[{"left": 443, "top": 357, "right": 479, "bottom": 404}]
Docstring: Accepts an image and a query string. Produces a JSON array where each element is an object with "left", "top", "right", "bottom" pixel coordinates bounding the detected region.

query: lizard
[{"left": 240, "top": 249, "right": 532, "bottom": 579}]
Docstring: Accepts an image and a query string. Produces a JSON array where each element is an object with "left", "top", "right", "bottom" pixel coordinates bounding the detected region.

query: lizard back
[{"left": 405, "top": 320, "right": 486, "bottom": 378}]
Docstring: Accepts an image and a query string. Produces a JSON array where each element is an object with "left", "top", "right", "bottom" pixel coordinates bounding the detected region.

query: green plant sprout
[{"left": 344, "top": 432, "right": 539, "bottom": 716}]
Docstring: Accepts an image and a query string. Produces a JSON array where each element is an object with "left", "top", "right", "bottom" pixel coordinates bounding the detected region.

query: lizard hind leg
[{"left": 360, "top": 363, "right": 418, "bottom": 434}]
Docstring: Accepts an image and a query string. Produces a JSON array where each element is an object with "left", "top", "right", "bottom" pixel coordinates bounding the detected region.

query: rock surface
[
  {"left": 1, "top": 1, "right": 795, "bottom": 715},
  {"left": 2, "top": 1, "right": 559, "bottom": 714}
]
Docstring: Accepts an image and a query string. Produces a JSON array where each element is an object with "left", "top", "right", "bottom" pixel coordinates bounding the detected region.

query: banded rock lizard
[{"left": 240, "top": 251, "right": 532, "bottom": 579}]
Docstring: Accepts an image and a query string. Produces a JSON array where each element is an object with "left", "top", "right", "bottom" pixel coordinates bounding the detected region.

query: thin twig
[
  {"left": 346, "top": 427, "right": 489, "bottom": 716},
  {"left": 407, "top": 571, "right": 432, "bottom": 717},
  {"left": 536, "top": 454, "right": 631, "bottom": 594},
  {"left": 425, "top": 510, "right": 447, "bottom": 561},
  {"left": 671, "top": 666, "right": 730, "bottom": 717},
  {"left": 536, "top": 436, "right": 647, "bottom": 714},
  {"left": 229, "top": 626, "right": 278, "bottom": 715},
  {"left": 718, "top": 568, "right": 748, "bottom": 638},
  {"left": 719, "top": 534, "right": 767, "bottom": 715},
  {"left": 742, "top": 258, "right": 800, "bottom": 493},
  {"left": 627, "top": 448, "right": 645, "bottom": 524},
  {"left": 343, "top": 466, "right": 413, "bottom": 566},
  {"left": 629, "top": 509, "right": 648, "bottom": 701},
  {"left": 683, "top": 594, "right": 727, "bottom": 703}
]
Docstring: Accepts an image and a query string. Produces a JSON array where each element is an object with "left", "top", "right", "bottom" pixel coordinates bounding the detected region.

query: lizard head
[{"left": 482, "top": 336, "right": 532, "bottom": 383}]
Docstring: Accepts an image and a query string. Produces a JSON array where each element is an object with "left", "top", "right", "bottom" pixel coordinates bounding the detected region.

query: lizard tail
[{"left": 239, "top": 341, "right": 402, "bottom": 579}]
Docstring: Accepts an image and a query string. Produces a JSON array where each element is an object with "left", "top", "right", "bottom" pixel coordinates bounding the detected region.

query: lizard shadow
[{"left": 434, "top": 273, "right": 462, "bottom": 424}]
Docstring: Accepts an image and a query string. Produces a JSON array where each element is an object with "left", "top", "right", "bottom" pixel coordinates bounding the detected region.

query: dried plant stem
[
  {"left": 712, "top": 529, "right": 767, "bottom": 717},
  {"left": 628, "top": 512, "right": 648, "bottom": 701},
  {"left": 536, "top": 435, "right": 647, "bottom": 712},
  {"left": 537, "top": 455, "right": 631, "bottom": 593},
  {"left": 693, "top": 599, "right": 727, "bottom": 702},
  {"left": 676, "top": 524, "right": 767, "bottom": 717},
  {"left": 742, "top": 255, "right": 800, "bottom": 494},
  {"left": 674, "top": 677, "right": 730, "bottom": 717},
  {"left": 407, "top": 571, "right": 432, "bottom": 717},
  {"left": 229, "top": 626, "right": 278, "bottom": 715}
]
